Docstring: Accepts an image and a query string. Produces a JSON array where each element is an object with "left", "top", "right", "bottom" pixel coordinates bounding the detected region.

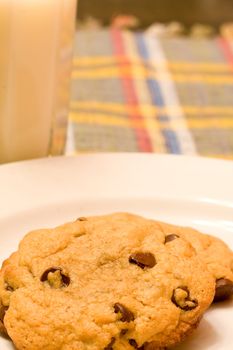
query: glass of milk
[{"left": 0, "top": 0, "right": 77, "bottom": 163}]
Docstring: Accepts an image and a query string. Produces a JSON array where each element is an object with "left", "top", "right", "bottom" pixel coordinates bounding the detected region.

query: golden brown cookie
[
  {"left": 156, "top": 220, "right": 233, "bottom": 302},
  {"left": 0, "top": 213, "right": 215, "bottom": 350}
]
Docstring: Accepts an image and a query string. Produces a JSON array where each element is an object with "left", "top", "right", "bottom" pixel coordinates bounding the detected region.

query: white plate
[{"left": 0, "top": 154, "right": 232, "bottom": 350}]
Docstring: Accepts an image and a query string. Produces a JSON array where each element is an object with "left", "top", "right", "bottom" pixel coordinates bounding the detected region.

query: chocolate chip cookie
[
  {"left": 0, "top": 213, "right": 215, "bottom": 350},
  {"left": 156, "top": 221, "right": 233, "bottom": 302}
]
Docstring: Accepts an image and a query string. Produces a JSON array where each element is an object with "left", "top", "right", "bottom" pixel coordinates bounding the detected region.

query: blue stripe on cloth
[
  {"left": 163, "top": 129, "right": 182, "bottom": 154},
  {"left": 135, "top": 33, "right": 182, "bottom": 154}
]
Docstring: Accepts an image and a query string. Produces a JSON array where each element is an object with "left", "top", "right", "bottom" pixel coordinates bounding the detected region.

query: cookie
[
  {"left": 156, "top": 220, "right": 233, "bottom": 302},
  {"left": 0, "top": 213, "right": 215, "bottom": 350}
]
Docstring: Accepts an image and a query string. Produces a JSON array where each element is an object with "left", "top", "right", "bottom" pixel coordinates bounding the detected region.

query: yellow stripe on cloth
[
  {"left": 73, "top": 56, "right": 233, "bottom": 72},
  {"left": 172, "top": 74, "right": 233, "bottom": 84},
  {"left": 70, "top": 101, "right": 233, "bottom": 116},
  {"left": 72, "top": 68, "right": 233, "bottom": 84},
  {"left": 70, "top": 112, "right": 233, "bottom": 129},
  {"left": 186, "top": 118, "right": 233, "bottom": 128},
  {"left": 182, "top": 106, "right": 233, "bottom": 115},
  {"left": 168, "top": 62, "right": 233, "bottom": 72},
  {"left": 72, "top": 66, "right": 147, "bottom": 78},
  {"left": 69, "top": 112, "right": 138, "bottom": 128},
  {"left": 73, "top": 56, "right": 126, "bottom": 66}
]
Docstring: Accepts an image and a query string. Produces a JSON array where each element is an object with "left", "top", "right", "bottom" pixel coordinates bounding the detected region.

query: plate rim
[{"left": 0, "top": 153, "right": 233, "bottom": 219}]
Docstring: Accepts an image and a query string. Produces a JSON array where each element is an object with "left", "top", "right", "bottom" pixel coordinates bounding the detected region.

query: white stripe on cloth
[{"left": 145, "top": 34, "right": 197, "bottom": 155}]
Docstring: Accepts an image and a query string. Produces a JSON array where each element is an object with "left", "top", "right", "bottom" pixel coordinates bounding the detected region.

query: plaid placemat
[{"left": 66, "top": 29, "right": 233, "bottom": 159}]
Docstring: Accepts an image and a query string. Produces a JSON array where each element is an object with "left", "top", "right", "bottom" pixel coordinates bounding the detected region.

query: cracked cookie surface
[{"left": 0, "top": 213, "right": 215, "bottom": 350}]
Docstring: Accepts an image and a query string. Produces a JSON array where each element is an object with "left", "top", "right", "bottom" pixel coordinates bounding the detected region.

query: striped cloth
[{"left": 65, "top": 29, "right": 233, "bottom": 159}]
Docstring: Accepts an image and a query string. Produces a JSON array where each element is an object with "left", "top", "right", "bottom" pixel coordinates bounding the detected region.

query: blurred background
[
  {"left": 77, "top": 0, "right": 233, "bottom": 31},
  {"left": 64, "top": 0, "right": 233, "bottom": 159}
]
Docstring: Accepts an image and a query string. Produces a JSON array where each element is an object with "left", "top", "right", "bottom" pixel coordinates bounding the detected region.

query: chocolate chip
[
  {"left": 77, "top": 217, "right": 87, "bottom": 221},
  {"left": 214, "top": 278, "right": 233, "bottom": 302},
  {"left": 40, "top": 267, "right": 70, "bottom": 288},
  {"left": 120, "top": 329, "right": 128, "bottom": 335},
  {"left": 129, "top": 252, "right": 156, "bottom": 269},
  {"left": 104, "top": 337, "right": 115, "bottom": 350},
  {"left": 164, "top": 234, "right": 179, "bottom": 243},
  {"left": 172, "top": 286, "right": 198, "bottom": 311},
  {"left": 129, "top": 339, "right": 138, "bottom": 348},
  {"left": 129, "top": 340, "right": 162, "bottom": 350},
  {"left": 5, "top": 283, "right": 14, "bottom": 292},
  {"left": 114, "top": 303, "right": 134, "bottom": 322}
]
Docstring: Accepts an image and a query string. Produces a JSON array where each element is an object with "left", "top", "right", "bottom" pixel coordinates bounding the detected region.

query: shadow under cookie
[{"left": 171, "top": 318, "right": 220, "bottom": 350}]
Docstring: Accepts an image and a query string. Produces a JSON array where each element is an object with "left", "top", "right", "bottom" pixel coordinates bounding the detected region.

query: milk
[{"left": 0, "top": 0, "right": 77, "bottom": 163}]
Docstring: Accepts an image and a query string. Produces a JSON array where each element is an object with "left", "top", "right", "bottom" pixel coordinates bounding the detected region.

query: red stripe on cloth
[
  {"left": 111, "top": 29, "right": 153, "bottom": 152},
  {"left": 218, "top": 38, "right": 233, "bottom": 66}
]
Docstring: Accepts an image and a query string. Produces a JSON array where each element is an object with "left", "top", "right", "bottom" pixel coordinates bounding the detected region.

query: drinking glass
[{"left": 0, "top": 0, "right": 77, "bottom": 163}]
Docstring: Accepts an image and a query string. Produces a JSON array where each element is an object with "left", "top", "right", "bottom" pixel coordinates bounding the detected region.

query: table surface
[{"left": 65, "top": 29, "right": 233, "bottom": 159}]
